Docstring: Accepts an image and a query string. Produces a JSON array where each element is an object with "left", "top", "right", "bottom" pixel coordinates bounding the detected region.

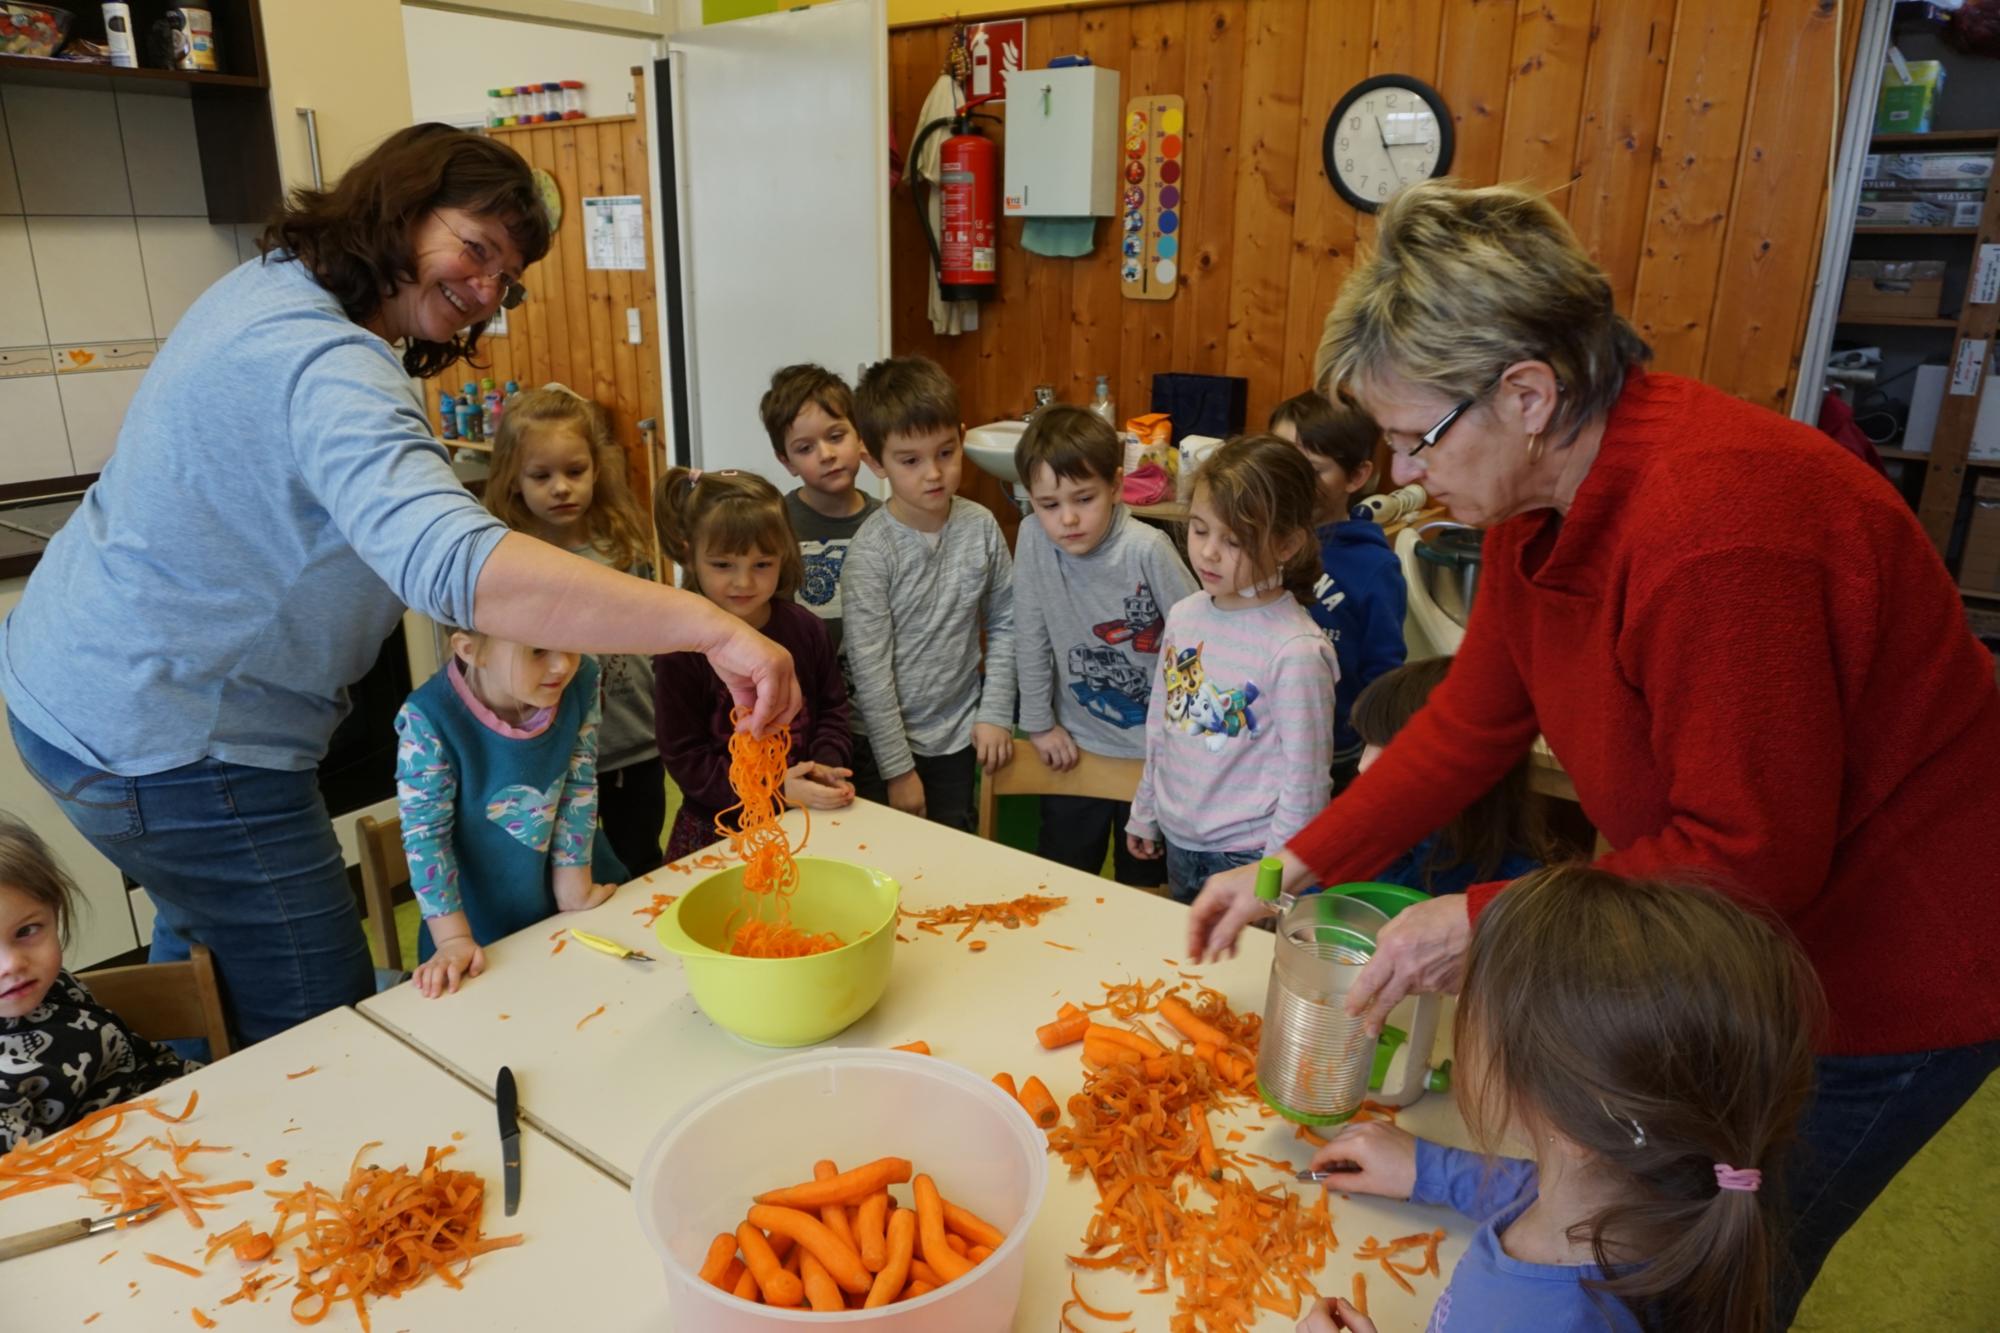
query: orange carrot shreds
[
  {"left": 631, "top": 892, "right": 679, "bottom": 926},
  {"left": 710, "top": 710, "right": 838, "bottom": 959},
  {"left": 1352, "top": 1269, "right": 1368, "bottom": 1317},
  {"left": 1068, "top": 1271, "right": 1134, "bottom": 1320},
  {"left": 0, "top": 1095, "right": 250, "bottom": 1235},
  {"left": 191, "top": 1308, "right": 215, "bottom": 1328},
  {"left": 285, "top": 1067, "right": 318, "bottom": 1080},
  {"left": 232, "top": 1232, "right": 275, "bottom": 1263},
  {"left": 1045, "top": 940, "right": 1076, "bottom": 951},
  {"left": 892, "top": 1041, "right": 931, "bottom": 1055},
  {"left": 265, "top": 1159, "right": 287, "bottom": 1177},
  {"left": 269, "top": 1142, "right": 522, "bottom": 1332},
  {"left": 84, "top": 1316, "right": 100, "bottom": 1325},
  {"left": 898, "top": 893, "right": 1069, "bottom": 942},
  {"left": 145, "top": 1252, "right": 204, "bottom": 1277},
  {"left": 576, "top": 1004, "right": 607, "bottom": 1030},
  {"left": 99, "top": 1251, "right": 118, "bottom": 1264}
]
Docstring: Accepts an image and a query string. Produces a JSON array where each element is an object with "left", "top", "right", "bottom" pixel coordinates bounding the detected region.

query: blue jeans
[
  {"left": 10, "top": 711, "right": 375, "bottom": 1048},
  {"left": 1779, "top": 1038, "right": 2000, "bottom": 1325},
  {"left": 1163, "top": 842, "right": 1260, "bottom": 905}
]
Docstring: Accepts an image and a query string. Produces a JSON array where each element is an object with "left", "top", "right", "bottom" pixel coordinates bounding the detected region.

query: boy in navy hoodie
[{"left": 1269, "top": 391, "right": 1407, "bottom": 785}]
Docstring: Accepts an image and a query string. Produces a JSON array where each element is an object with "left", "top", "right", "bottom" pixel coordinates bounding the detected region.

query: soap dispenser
[{"left": 1090, "top": 375, "right": 1116, "bottom": 427}]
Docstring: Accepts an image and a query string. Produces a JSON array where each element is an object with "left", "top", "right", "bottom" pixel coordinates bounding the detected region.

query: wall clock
[{"left": 1322, "top": 74, "right": 1453, "bottom": 212}]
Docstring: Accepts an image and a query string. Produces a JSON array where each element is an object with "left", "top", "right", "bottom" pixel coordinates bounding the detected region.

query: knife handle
[{"left": 0, "top": 1217, "right": 91, "bottom": 1263}]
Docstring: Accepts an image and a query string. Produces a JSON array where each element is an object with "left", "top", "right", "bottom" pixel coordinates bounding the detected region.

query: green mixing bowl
[{"left": 653, "top": 857, "right": 899, "bottom": 1048}]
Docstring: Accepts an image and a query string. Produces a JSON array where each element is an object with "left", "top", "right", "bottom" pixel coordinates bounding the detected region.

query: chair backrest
[
  {"left": 78, "top": 942, "right": 231, "bottom": 1059},
  {"left": 975, "top": 740, "right": 1145, "bottom": 841},
  {"left": 355, "top": 813, "right": 407, "bottom": 972}
]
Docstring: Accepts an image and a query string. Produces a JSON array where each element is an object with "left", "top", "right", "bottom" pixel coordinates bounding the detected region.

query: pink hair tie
[{"left": 1713, "top": 1164, "right": 1762, "bottom": 1193}]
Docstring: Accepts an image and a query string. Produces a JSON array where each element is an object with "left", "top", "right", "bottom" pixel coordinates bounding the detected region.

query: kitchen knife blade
[{"left": 496, "top": 1065, "right": 521, "bottom": 1217}]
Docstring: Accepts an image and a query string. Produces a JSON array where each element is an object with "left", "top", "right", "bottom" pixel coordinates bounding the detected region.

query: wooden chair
[
  {"left": 354, "top": 814, "right": 407, "bottom": 972},
  {"left": 79, "top": 942, "right": 232, "bottom": 1060},
  {"left": 974, "top": 739, "right": 1145, "bottom": 842}
]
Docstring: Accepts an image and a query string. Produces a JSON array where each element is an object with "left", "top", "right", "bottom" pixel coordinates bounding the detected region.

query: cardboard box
[
  {"left": 1842, "top": 259, "right": 1946, "bottom": 319},
  {"left": 1876, "top": 60, "right": 1945, "bottom": 134},
  {"left": 1875, "top": 151, "right": 1993, "bottom": 183},
  {"left": 1856, "top": 197, "right": 1982, "bottom": 228},
  {"left": 1962, "top": 477, "right": 2000, "bottom": 594}
]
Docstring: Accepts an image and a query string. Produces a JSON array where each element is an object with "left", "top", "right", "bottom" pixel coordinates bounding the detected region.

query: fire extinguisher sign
[{"left": 965, "top": 19, "right": 1025, "bottom": 101}]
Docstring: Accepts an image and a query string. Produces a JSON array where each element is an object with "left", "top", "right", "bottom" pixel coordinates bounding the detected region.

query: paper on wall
[{"left": 583, "top": 195, "right": 647, "bottom": 271}]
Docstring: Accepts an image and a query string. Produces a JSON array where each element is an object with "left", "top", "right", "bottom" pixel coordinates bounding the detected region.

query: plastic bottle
[
  {"left": 543, "top": 82, "right": 564, "bottom": 122},
  {"left": 461, "top": 382, "right": 482, "bottom": 442},
  {"left": 1090, "top": 375, "right": 1116, "bottom": 428},
  {"left": 561, "top": 81, "right": 585, "bottom": 119},
  {"left": 101, "top": 3, "right": 137, "bottom": 68},
  {"left": 481, "top": 379, "right": 503, "bottom": 438},
  {"left": 452, "top": 395, "right": 475, "bottom": 443},
  {"left": 438, "top": 390, "right": 458, "bottom": 441}
]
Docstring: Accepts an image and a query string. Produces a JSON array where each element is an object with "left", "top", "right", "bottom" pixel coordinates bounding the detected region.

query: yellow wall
[{"left": 887, "top": 0, "right": 1121, "bottom": 24}]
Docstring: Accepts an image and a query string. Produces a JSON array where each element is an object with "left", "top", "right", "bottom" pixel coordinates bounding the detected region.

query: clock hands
[{"left": 1376, "top": 114, "right": 1408, "bottom": 189}]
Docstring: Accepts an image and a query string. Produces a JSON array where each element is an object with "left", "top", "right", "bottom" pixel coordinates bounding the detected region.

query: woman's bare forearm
[{"left": 470, "top": 531, "right": 731, "bottom": 656}]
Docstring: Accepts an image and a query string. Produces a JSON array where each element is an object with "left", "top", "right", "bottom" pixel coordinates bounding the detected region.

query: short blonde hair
[{"left": 1316, "top": 180, "right": 1650, "bottom": 445}]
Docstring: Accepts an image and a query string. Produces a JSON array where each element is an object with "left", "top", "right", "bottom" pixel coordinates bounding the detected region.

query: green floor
[{"left": 374, "top": 787, "right": 1999, "bottom": 1326}]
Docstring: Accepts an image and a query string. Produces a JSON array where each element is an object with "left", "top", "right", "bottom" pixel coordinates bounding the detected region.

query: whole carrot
[
  {"left": 1036, "top": 1011, "right": 1089, "bottom": 1049},
  {"left": 1159, "top": 995, "right": 1234, "bottom": 1051},
  {"left": 697, "top": 1231, "right": 738, "bottom": 1289},
  {"left": 736, "top": 1221, "right": 802, "bottom": 1308},
  {"left": 755, "top": 1156, "right": 912, "bottom": 1209},
  {"left": 799, "top": 1249, "right": 844, "bottom": 1311},
  {"left": 1019, "top": 1075, "right": 1060, "bottom": 1128},
  {"left": 747, "top": 1204, "right": 872, "bottom": 1295},
  {"left": 967, "top": 1244, "right": 992, "bottom": 1263},
  {"left": 854, "top": 1190, "right": 890, "bottom": 1272},
  {"left": 812, "top": 1161, "right": 858, "bottom": 1256},
  {"left": 864, "top": 1208, "right": 917, "bottom": 1308},
  {"left": 1086, "top": 1023, "right": 1164, "bottom": 1057},
  {"left": 913, "top": 1174, "right": 973, "bottom": 1282},
  {"left": 903, "top": 1279, "right": 934, "bottom": 1300},
  {"left": 731, "top": 1262, "right": 759, "bottom": 1301},
  {"left": 941, "top": 1197, "right": 1006, "bottom": 1250}
]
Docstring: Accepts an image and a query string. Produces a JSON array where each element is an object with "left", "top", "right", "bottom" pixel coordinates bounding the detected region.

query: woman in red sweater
[{"left": 1188, "top": 181, "right": 2000, "bottom": 1321}]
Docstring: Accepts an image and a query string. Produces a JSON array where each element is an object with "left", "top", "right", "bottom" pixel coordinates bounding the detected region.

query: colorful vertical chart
[{"left": 1121, "top": 94, "right": 1185, "bottom": 303}]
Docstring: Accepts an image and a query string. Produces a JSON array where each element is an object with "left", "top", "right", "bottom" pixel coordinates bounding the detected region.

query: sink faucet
[{"left": 1023, "top": 384, "right": 1056, "bottom": 422}]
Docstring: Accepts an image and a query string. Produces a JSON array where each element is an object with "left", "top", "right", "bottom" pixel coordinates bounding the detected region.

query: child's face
[
  {"left": 455, "top": 635, "right": 580, "bottom": 713},
  {"left": 1357, "top": 743, "right": 1383, "bottom": 773},
  {"left": 1273, "top": 420, "right": 1371, "bottom": 517},
  {"left": 0, "top": 882, "right": 61, "bottom": 1020},
  {"left": 879, "top": 424, "right": 962, "bottom": 524},
  {"left": 1187, "top": 490, "right": 1259, "bottom": 597},
  {"left": 515, "top": 426, "right": 597, "bottom": 535},
  {"left": 781, "top": 402, "right": 870, "bottom": 497},
  {"left": 698, "top": 539, "right": 783, "bottom": 627},
  {"left": 1026, "top": 462, "right": 1122, "bottom": 556}
]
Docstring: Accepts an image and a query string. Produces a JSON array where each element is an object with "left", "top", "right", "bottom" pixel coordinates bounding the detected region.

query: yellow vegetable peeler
[{"left": 568, "top": 928, "right": 654, "bottom": 962}]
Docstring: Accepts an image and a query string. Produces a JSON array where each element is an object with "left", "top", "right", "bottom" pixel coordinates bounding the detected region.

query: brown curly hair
[{"left": 259, "top": 123, "right": 551, "bottom": 380}]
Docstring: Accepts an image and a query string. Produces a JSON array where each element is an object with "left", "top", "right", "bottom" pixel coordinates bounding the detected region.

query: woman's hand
[
  {"left": 1030, "top": 726, "right": 1080, "bottom": 772},
  {"left": 1345, "top": 894, "right": 1471, "bottom": 1034},
  {"left": 784, "top": 761, "right": 855, "bottom": 810},
  {"left": 1309, "top": 1122, "right": 1418, "bottom": 1201},
  {"left": 710, "top": 617, "right": 802, "bottom": 737},
  {"left": 1298, "top": 1297, "right": 1377, "bottom": 1333},
  {"left": 415, "top": 936, "right": 485, "bottom": 998},
  {"left": 1185, "top": 848, "right": 1310, "bottom": 961}
]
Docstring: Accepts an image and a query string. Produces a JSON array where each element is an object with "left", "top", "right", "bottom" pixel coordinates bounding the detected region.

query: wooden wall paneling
[
  {"left": 1370, "top": 0, "right": 1447, "bottom": 83},
  {"left": 1167, "top": 1, "right": 1249, "bottom": 377},
  {"left": 598, "top": 121, "right": 646, "bottom": 489},
  {"left": 533, "top": 131, "right": 579, "bottom": 393},
  {"left": 1627, "top": 1, "right": 1762, "bottom": 376},
  {"left": 1119, "top": 2, "right": 1192, "bottom": 417},
  {"left": 556, "top": 129, "right": 599, "bottom": 403},
  {"left": 1066, "top": 6, "right": 1136, "bottom": 425},
  {"left": 1699, "top": 0, "right": 1846, "bottom": 413},
  {"left": 1567, "top": 0, "right": 1678, "bottom": 313},
  {"left": 1494, "top": 0, "right": 1595, "bottom": 193},
  {"left": 573, "top": 125, "right": 620, "bottom": 416},
  {"left": 1278, "top": 0, "right": 1372, "bottom": 395},
  {"left": 1435, "top": 0, "right": 1521, "bottom": 188},
  {"left": 1222, "top": 0, "right": 1311, "bottom": 424}
]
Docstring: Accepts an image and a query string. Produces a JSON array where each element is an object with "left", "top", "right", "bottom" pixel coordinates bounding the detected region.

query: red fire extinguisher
[{"left": 912, "top": 93, "right": 1001, "bottom": 302}]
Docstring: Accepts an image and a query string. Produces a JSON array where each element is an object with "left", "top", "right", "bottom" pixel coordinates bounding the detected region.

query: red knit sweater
[{"left": 1290, "top": 372, "right": 2000, "bottom": 1057}]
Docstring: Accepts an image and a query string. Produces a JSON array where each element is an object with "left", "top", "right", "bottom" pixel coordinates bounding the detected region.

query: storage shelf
[
  {"left": 1870, "top": 128, "right": 2000, "bottom": 146},
  {"left": 1853, "top": 226, "right": 1980, "bottom": 236},
  {"left": 1961, "top": 586, "right": 2000, "bottom": 603},
  {"left": 0, "top": 52, "right": 264, "bottom": 96},
  {"left": 1836, "top": 315, "right": 1960, "bottom": 328},
  {"left": 1878, "top": 447, "right": 1933, "bottom": 460}
]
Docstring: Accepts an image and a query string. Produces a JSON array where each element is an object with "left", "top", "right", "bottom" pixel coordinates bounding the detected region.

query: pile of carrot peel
[
  {"left": 0, "top": 1091, "right": 253, "bottom": 1227},
  {"left": 899, "top": 892, "right": 1068, "bottom": 946},
  {"left": 695, "top": 1155, "right": 1009, "bottom": 1311},
  {"left": 1354, "top": 1227, "right": 1445, "bottom": 1296}
]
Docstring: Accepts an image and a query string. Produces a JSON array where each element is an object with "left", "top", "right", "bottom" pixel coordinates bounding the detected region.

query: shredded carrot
[
  {"left": 899, "top": 892, "right": 1067, "bottom": 942},
  {"left": 892, "top": 1041, "right": 931, "bottom": 1055},
  {"left": 550, "top": 926, "right": 568, "bottom": 955},
  {"left": 99, "top": 1250, "right": 118, "bottom": 1264},
  {"left": 0, "top": 1094, "right": 247, "bottom": 1236},
  {"left": 84, "top": 1316, "right": 100, "bottom": 1325},
  {"left": 714, "top": 711, "right": 840, "bottom": 958},
  {"left": 1352, "top": 1269, "right": 1368, "bottom": 1316},
  {"left": 632, "top": 892, "right": 679, "bottom": 926},
  {"left": 1045, "top": 940, "right": 1076, "bottom": 951},
  {"left": 576, "top": 1004, "right": 607, "bottom": 1030},
  {"left": 269, "top": 1142, "right": 522, "bottom": 1332},
  {"left": 1068, "top": 1272, "right": 1133, "bottom": 1320},
  {"left": 191, "top": 1308, "right": 215, "bottom": 1328},
  {"left": 265, "top": 1159, "right": 286, "bottom": 1177},
  {"left": 145, "top": 1252, "right": 203, "bottom": 1277},
  {"left": 285, "top": 1067, "right": 317, "bottom": 1080}
]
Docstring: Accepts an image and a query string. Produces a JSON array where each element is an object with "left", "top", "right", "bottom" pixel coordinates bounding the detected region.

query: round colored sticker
[
  {"left": 1161, "top": 134, "right": 1183, "bottom": 159},
  {"left": 1159, "top": 185, "right": 1180, "bottom": 209},
  {"left": 1127, "top": 110, "right": 1147, "bottom": 134},
  {"left": 1159, "top": 160, "right": 1182, "bottom": 185},
  {"left": 1125, "top": 159, "right": 1147, "bottom": 184},
  {"left": 1126, "top": 134, "right": 1146, "bottom": 159},
  {"left": 1161, "top": 106, "right": 1184, "bottom": 134},
  {"left": 1157, "top": 210, "right": 1179, "bottom": 234},
  {"left": 1155, "top": 234, "right": 1178, "bottom": 259},
  {"left": 1155, "top": 258, "right": 1178, "bottom": 285}
]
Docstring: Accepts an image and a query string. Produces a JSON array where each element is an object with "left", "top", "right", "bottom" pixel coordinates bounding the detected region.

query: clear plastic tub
[{"left": 633, "top": 1049, "right": 1048, "bottom": 1330}]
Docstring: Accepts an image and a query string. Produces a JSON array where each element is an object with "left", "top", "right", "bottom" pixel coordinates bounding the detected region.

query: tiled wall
[{"left": 0, "top": 83, "right": 251, "bottom": 487}]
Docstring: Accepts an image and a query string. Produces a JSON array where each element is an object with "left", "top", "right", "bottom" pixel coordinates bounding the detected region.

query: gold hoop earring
[{"left": 1525, "top": 431, "right": 1547, "bottom": 465}]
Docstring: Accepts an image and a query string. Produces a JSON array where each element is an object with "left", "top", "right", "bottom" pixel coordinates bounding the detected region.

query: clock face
[{"left": 1323, "top": 75, "right": 1454, "bottom": 212}]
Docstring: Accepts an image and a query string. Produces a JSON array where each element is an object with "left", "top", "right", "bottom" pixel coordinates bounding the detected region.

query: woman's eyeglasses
[
  {"left": 440, "top": 218, "right": 528, "bottom": 311},
  {"left": 1384, "top": 396, "right": 1474, "bottom": 460}
]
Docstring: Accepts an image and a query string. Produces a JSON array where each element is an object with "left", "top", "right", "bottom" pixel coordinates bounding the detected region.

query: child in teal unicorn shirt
[{"left": 395, "top": 628, "right": 613, "bottom": 997}]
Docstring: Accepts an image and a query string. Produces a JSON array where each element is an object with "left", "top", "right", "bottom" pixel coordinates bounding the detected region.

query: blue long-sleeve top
[
  {"left": 0, "top": 253, "right": 507, "bottom": 775},
  {"left": 1411, "top": 1138, "right": 1641, "bottom": 1332},
  {"left": 1307, "top": 519, "right": 1408, "bottom": 759}
]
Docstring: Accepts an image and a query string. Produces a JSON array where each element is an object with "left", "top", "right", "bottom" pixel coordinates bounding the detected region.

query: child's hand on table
[
  {"left": 973, "top": 722, "right": 1014, "bottom": 772},
  {"left": 886, "top": 769, "right": 926, "bottom": 818},
  {"left": 784, "top": 761, "right": 855, "bottom": 809},
  {"left": 1298, "top": 1296, "right": 1377, "bottom": 1333},
  {"left": 415, "top": 936, "right": 486, "bottom": 998},
  {"left": 1310, "top": 1121, "right": 1418, "bottom": 1200},
  {"left": 1029, "top": 725, "right": 1080, "bottom": 772},
  {"left": 1125, "top": 832, "right": 1162, "bottom": 860}
]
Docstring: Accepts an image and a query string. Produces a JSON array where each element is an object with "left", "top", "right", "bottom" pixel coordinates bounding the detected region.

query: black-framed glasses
[
  {"left": 1400, "top": 397, "right": 1473, "bottom": 459},
  {"left": 439, "top": 217, "right": 528, "bottom": 311}
]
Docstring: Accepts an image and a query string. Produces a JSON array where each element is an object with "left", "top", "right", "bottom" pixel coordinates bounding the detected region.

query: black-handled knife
[{"left": 496, "top": 1065, "right": 521, "bottom": 1217}]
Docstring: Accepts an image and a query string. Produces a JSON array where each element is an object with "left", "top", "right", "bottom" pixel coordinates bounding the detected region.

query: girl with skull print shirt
[{"left": 0, "top": 814, "right": 195, "bottom": 1151}]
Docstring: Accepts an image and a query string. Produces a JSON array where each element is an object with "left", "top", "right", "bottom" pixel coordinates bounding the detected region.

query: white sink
[{"left": 963, "top": 419, "right": 1028, "bottom": 485}]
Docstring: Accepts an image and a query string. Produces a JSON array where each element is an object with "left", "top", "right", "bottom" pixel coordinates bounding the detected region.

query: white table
[
  {"left": 360, "top": 800, "right": 1475, "bottom": 1330},
  {"left": 4, "top": 1007, "right": 665, "bottom": 1332}
]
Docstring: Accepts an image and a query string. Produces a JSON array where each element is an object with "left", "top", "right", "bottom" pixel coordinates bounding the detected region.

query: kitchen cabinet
[{"left": 257, "top": 0, "right": 413, "bottom": 194}]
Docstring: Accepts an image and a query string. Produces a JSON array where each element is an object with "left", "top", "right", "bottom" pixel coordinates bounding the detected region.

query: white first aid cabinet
[{"left": 1003, "top": 65, "right": 1121, "bottom": 217}]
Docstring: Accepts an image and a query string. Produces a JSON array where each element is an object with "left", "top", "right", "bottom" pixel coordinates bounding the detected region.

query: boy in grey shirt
[
  {"left": 841, "top": 356, "right": 1015, "bottom": 831},
  {"left": 1013, "top": 405, "right": 1196, "bottom": 885}
]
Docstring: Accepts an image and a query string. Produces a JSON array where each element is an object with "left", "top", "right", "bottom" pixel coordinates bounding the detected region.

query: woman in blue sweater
[{"left": 0, "top": 126, "right": 797, "bottom": 1046}]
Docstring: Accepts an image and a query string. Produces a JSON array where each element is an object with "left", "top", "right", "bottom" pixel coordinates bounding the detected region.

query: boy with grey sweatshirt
[
  {"left": 1014, "top": 405, "right": 1197, "bottom": 885},
  {"left": 841, "top": 356, "right": 1015, "bottom": 832}
]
